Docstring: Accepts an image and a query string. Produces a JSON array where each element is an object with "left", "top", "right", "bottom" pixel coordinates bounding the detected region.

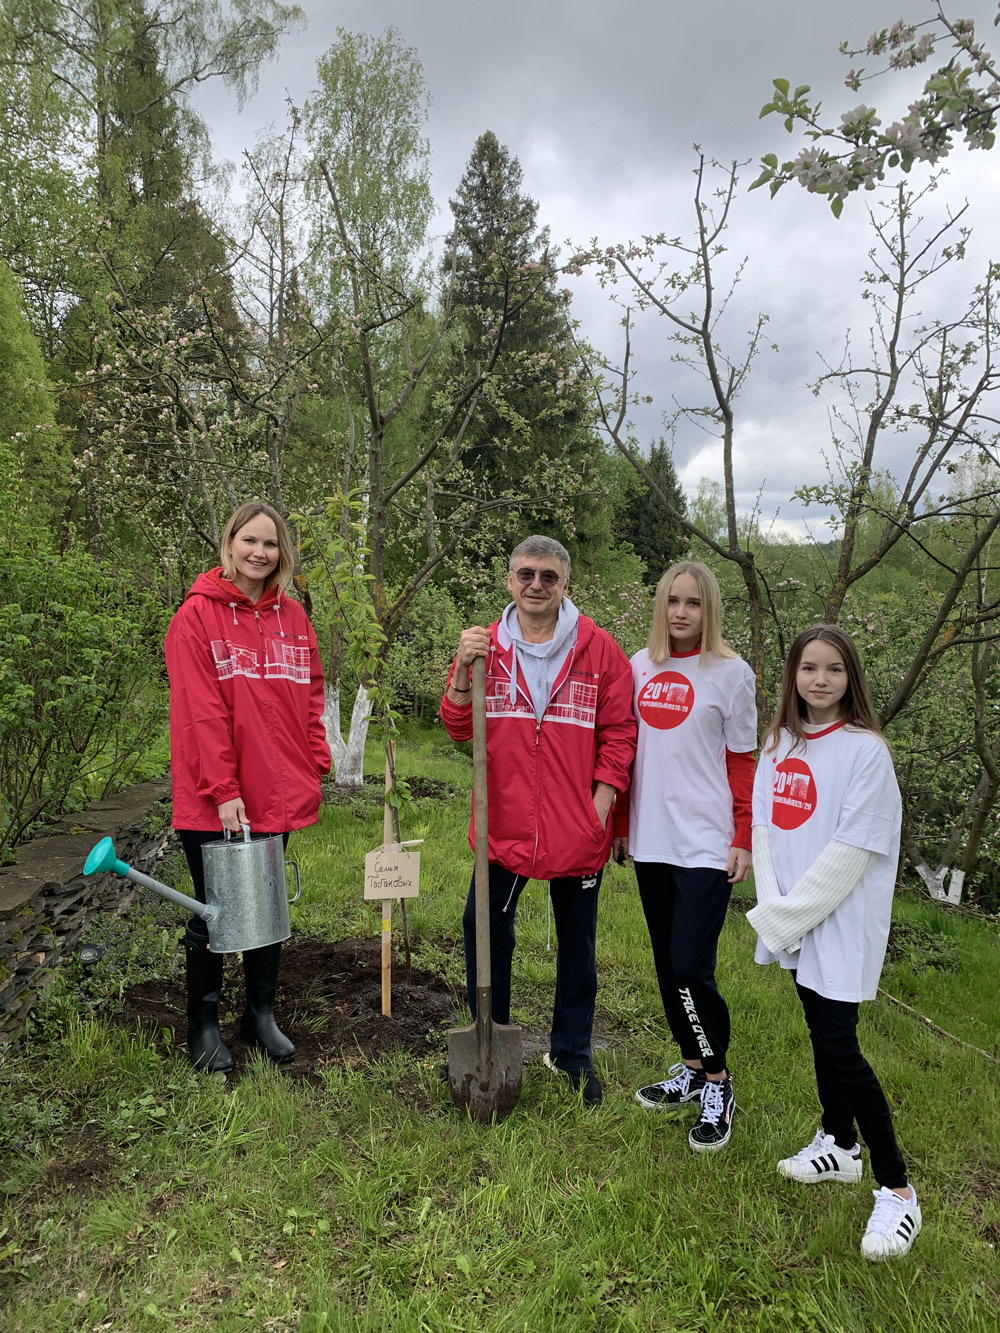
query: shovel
[{"left": 447, "top": 655, "right": 523, "bottom": 1121}]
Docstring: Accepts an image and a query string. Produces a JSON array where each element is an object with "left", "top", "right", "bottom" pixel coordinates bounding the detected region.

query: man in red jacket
[{"left": 440, "top": 535, "right": 637, "bottom": 1104}]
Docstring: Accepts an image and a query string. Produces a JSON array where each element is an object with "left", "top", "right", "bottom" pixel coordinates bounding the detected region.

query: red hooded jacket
[
  {"left": 440, "top": 614, "right": 637, "bottom": 879},
  {"left": 165, "top": 568, "right": 331, "bottom": 832}
]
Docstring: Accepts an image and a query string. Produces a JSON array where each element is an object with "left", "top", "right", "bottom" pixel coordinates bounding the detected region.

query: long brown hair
[
  {"left": 219, "top": 502, "right": 295, "bottom": 591},
  {"left": 763, "top": 624, "right": 886, "bottom": 753},
  {"left": 647, "top": 561, "right": 736, "bottom": 665}
]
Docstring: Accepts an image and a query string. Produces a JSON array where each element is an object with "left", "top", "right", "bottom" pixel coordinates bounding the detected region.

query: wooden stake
[{"left": 381, "top": 745, "right": 395, "bottom": 1018}]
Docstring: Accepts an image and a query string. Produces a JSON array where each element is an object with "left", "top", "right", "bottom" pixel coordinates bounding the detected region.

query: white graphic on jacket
[
  {"left": 211, "top": 638, "right": 311, "bottom": 684},
  {"left": 484, "top": 668, "right": 598, "bottom": 728}
]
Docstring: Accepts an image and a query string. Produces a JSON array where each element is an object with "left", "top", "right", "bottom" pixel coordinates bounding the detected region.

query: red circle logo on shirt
[
  {"left": 772, "top": 758, "right": 817, "bottom": 830},
  {"left": 636, "top": 671, "right": 695, "bottom": 730}
]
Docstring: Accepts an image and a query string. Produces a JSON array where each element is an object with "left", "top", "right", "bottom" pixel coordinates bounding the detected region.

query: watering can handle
[
  {"left": 286, "top": 860, "right": 302, "bottom": 904},
  {"left": 223, "top": 823, "right": 252, "bottom": 844}
]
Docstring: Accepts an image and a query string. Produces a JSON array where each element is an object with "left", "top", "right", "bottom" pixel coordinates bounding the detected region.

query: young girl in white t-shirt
[
  {"left": 748, "top": 624, "right": 921, "bottom": 1261},
  {"left": 612, "top": 561, "right": 757, "bottom": 1154}
]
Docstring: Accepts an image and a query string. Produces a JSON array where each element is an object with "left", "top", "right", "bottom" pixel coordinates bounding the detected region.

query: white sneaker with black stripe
[
  {"left": 860, "top": 1186, "right": 922, "bottom": 1260},
  {"left": 777, "top": 1130, "right": 863, "bottom": 1184}
]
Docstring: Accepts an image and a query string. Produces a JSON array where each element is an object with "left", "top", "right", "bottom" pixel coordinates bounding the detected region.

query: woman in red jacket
[{"left": 165, "top": 502, "right": 331, "bottom": 1072}]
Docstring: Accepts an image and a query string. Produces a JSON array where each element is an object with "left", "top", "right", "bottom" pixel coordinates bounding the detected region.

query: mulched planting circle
[{"left": 113, "top": 935, "right": 457, "bottom": 1082}]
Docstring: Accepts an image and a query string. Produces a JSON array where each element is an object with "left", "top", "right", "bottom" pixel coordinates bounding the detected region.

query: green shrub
[{"left": 0, "top": 449, "right": 169, "bottom": 856}]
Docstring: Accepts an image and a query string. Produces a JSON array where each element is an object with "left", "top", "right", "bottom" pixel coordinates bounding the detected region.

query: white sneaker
[
  {"left": 860, "top": 1186, "right": 922, "bottom": 1260},
  {"left": 777, "top": 1130, "right": 863, "bottom": 1184}
]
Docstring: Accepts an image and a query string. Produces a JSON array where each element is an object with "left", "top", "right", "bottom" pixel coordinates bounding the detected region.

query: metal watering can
[{"left": 83, "top": 825, "right": 302, "bottom": 954}]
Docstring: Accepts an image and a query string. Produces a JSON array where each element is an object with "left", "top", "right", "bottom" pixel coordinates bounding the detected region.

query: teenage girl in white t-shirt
[
  {"left": 612, "top": 561, "right": 757, "bottom": 1154},
  {"left": 748, "top": 624, "right": 921, "bottom": 1261}
]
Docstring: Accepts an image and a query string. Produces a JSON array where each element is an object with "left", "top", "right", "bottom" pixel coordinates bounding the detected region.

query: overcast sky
[{"left": 193, "top": 0, "right": 1000, "bottom": 537}]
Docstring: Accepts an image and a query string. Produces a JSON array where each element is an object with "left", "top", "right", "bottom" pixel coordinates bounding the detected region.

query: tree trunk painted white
[
  {"left": 321, "top": 682, "right": 373, "bottom": 788},
  {"left": 910, "top": 858, "right": 965, "bottom": 906}
]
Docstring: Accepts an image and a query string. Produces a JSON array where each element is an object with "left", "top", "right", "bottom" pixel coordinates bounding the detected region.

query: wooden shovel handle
[{"left": 472, "top": 656, "right": 491, "bottom": 997}]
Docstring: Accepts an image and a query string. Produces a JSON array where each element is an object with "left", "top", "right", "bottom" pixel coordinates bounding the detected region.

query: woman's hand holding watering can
[{"left": 218, "top": 797, "right": 248, "bottom": 833}]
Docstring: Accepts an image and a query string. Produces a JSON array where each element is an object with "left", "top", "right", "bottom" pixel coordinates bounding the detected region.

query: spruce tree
[
  {"left": 442, "top": 131, "right": 609, "bottom": 570},
  {"left": 616, "top": 440, "right": 689, "bottom": 582}
]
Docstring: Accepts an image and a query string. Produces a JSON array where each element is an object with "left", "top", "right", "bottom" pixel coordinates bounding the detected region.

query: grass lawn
[{"left": 2, "top": 721, "right": 999, "bottom": 1332}]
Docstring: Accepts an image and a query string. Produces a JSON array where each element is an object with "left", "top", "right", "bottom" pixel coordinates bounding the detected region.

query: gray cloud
[{"left": 193, "top": 0, "right": 1000, "bottom": 533}]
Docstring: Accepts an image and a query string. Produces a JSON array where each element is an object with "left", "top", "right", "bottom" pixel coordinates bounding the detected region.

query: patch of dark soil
[
  {"left": 41, "top": 1126, "right": 113, "bottom": 1198},
  {"left": 728, "top": 895, "right": 756, "bottom": 914},
  {"left": 112, "top": 935, "right": 457, "bottom": 1087}
]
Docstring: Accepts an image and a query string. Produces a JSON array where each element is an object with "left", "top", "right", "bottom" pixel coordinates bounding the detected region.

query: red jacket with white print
[
  {"left": 439, "top": 614, "right": 637, "bottom": 880},
  {"left": 165, "top": 568, "right": 331, "bottom": 833}
]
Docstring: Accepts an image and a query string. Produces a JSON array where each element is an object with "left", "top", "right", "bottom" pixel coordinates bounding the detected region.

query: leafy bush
[
  {"left": 385, "top": 583, "right": 465, "bottom": 719},
  {"left": 0, "top": 449, "right": 170, "bottom": 857},
  {"left": 884, "top": 918, "right": 960, "bottom": 973}
]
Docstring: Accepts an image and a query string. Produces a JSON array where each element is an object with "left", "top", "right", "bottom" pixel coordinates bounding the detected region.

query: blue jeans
[{"left": 463, "top": 863, "right": 603, "bottom": 1073}]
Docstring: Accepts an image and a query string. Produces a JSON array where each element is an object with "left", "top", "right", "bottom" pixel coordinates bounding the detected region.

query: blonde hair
[
  {"left": 219, "top": 502, "right": 295, "bottom": 592},
  {"left": 763, "top": 624, "right": 887, "bottom": 754},
  {"left": 647, "top": 561, "right": 736, "bottom": 666}
]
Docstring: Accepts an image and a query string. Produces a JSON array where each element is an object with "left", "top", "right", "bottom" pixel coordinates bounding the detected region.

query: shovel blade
[{"left": 447, "top": 1021, "right": 523, "bottom": 1122}]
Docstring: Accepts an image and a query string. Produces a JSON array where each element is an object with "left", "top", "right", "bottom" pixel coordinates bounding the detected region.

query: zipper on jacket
[
  {"left": 531, "top": 720, "right": 542, "bottom": 874},
  {"left": 501, "top": 872, "right": 520, "bottom": 914}
]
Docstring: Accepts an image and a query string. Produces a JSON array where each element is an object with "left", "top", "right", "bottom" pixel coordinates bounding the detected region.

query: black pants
[
  {"left": 634, "top": 861, "right": 732, "bottom": 1077},
  {"left": 794, "top": 976, "right": 908, "bottom": 1190},
  {"left": 462, "top": 863, "right": 602, "bottom": 1073}
]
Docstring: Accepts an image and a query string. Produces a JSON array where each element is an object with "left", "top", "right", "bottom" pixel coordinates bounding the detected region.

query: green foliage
[
  {"left": 439, "top": 130, "right": 608, "bottom": 563},
  {"left": 613, "top": 439, "right": 689, "bottom": 583},
  {"left": 884, "top": 917, "right": 961, "bottom": 974},
  {"left": 754, "top": 15, "right": 1000, "bottom": 214},
  {"left": 0, "top": 450, "right": 169, "bottom": 855},
  {"left": 572, "top": 545, "right": 653, "bottom": 659},
  {"left": 0, "top": 261, "right": 68, "bottom": 530},
  {"left": 306, "top": 26, "right": 433, "bottom": 287},
  {"left": 385, "top": 583, "right": 464, "bottom": 720},
  {"left": 0, "top": 260, "right": 55, "bottom": 438}
]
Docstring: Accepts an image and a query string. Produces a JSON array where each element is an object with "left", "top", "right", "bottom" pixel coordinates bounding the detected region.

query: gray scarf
[{"left": 502, "top": 596, "right": 580, "bottom": 721}]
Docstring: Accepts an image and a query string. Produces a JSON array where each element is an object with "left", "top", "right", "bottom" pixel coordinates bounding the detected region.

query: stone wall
[{"left": 0, "top": 778, "right": 172, "bottom": 1044}]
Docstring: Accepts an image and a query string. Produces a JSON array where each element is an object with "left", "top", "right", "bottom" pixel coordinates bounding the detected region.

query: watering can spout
[
  {"left": 83, "top": 836, "right": 131, "bottom": 878},
  {"left": 83, "top": 836, "right": 215, "bottom": 924}
]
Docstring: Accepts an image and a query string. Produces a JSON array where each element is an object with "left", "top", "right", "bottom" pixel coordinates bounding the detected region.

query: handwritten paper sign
[{"left": 364, "top": 846, "right": 420, "bottom": 901}]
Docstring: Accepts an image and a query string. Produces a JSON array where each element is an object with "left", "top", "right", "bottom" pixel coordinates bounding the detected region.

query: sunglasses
[{"left": 513, "top": 567, "right": 563, "bottom": 587}]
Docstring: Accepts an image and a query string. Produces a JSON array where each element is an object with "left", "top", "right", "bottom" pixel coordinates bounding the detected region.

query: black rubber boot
[
  {"left": 240, "top": 942, "right": 295, "bottom": 1063},
  {"left": 184, "top": 919, "right": 233, "bottom": 1074}
]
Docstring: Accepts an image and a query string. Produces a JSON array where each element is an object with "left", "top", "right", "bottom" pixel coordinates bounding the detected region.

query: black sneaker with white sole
[
  {"left": 688, "top": 1074, "right": 734, "bottom": 1153},
  {"left": 635, "top": 1062, "right": 707, "bottom": 1110}
]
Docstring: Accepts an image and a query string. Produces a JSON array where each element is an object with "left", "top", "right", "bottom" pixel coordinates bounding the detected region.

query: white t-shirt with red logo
[
  {"left": 627, "top": 647, "right": 757, "bottom": 869},
  {"left": 753, "top": 723, "right": 901, "bottom": 1002}
]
